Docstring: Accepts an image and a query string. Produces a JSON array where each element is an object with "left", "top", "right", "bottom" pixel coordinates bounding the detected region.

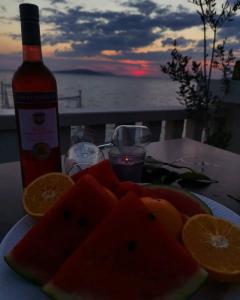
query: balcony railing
[
  {"left": 0, "top": 106, "right": 205, "bottom": 163},
  {"left": 1, "top": 79, "right": 240, "bottom": 163}
]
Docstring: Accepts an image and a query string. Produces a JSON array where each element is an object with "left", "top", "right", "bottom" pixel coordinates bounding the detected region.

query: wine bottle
[{"left": 12, "top": 3, "right": 61, "bottom": 187}]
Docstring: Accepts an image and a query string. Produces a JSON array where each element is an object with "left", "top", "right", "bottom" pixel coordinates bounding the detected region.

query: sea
[{"left": 0, "top": 70, "right": 181, "bottom": 110}]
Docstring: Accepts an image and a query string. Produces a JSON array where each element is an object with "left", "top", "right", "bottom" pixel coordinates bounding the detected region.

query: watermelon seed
[
  {"left": 78, "top": 216, "right": 88, "bottom": 227},
  {"left": 128, "top": 240, "right": 137, "bottom": 252},
  {"left": 63, "top": 210, "right": 72, "bottom": 220},
  {"left": 148, "top": 213, "right": 156, "bottom": 221}
]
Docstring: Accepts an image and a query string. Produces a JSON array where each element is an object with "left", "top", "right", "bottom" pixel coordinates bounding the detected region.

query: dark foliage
[{"left": 161, "top": 0, "right": 240, "bottom": 148}]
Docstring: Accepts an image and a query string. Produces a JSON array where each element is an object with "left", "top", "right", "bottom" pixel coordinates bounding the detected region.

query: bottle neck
[
  {"left": 21, "top": 18, "right": 42, "bottom": 62},
  {"left": 23, "top": 45, "right": 42, "bottom": 62}
]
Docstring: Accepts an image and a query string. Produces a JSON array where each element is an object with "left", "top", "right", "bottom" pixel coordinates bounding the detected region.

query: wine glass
[
  {"left": 112, "top": 125, "right": 152, "bottom": 147},
  {"left": 98, "top": 125, "right": 152, "bottom": 150}
]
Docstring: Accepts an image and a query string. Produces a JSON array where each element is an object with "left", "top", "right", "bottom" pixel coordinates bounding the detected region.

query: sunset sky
[{"left": 1, "top": 0, "right": 240, "bottom": 77}]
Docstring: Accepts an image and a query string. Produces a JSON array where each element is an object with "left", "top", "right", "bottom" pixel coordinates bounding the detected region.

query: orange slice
[
  {"left": 141, "top": 197, "right": 183, "bottom": 237},
  {"left": 182, "top": 214, "right": 240, "bottom": 282},
  {"left": 23, "top": 172, "right": 74, "bottom": 219}
]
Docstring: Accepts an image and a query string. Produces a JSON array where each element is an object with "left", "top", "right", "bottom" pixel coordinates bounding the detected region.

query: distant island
[{"left": 54, "top": 69, "right": 116, "bottom": 77}]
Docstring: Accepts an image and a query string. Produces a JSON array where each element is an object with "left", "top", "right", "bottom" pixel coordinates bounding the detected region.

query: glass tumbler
[
  {"left": 108, "top": 146, "right": 146, "bottom": 182},
  {"left": 64, "top": 142, "right": 104, "bottom": 175}
]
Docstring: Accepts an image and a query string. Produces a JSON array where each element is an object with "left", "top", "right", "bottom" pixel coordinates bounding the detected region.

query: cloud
[
  {"left": 50, "top": 0, "right": 67, "bottom": 4},
  {"left": 122, "top": 0, "right": 158, "bottom": 15},
  {"left": 162, "top": 37, "right": 195, "bottom": 47},
  {"left": 101, "top": 47, "right": 203, "bottom": 62},
  {"left": 0, "top": 5, "right": 6, "bottom": 13},
  {"left": 0, "top": 5, "right": 7, "bottom": 20},
  {"left": 219, "top": 16, "right": 240, "bottom": 40},
  {"left": 41, "top": 1, "right": 201, "bottom": 58},
  {"left": 192, "top": 16, "right": 240, "bottom": 54},
  {"left": 8, "top": 33, "right": 21, "bottom": 40},
  {"left": 196, "top": 39, "right": 213, "bottom": 48}
]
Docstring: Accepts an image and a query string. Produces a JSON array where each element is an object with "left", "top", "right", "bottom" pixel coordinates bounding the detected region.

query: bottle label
[
  {"left": 18, "top": 108, "right": 59, "bottom": 159},
  {"left": 14, "top": 92, "right": 59, "bottom": 160},
  {"left": 14, "top": 92, "right": 57, "bottom": 104}
]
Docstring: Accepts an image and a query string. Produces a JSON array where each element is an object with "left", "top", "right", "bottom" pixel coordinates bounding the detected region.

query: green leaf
[
  {"left": 179, "top": 171, "right": 211, "bottom": 181},
  {"left": 227, "top": 194, "right": 240, "bottom": 203},
  {"left": 142, "top": 157, "right": 217, "bottom": 188},
  {"left": 177, "top": 171, "right": 218, "bottom": 188}
]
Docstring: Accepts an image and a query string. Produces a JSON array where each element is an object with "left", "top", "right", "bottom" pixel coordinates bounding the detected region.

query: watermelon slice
[
  {"left": 115, "top": 180, "right": 151, "bottom": 198},
  {"left": 44, "top": 192, "right": 208, "bottom": 300},
  {"left": 5, "top": 174, "right": 117, "bottom": 285},
  {"left": 71, "top": 159, "right": 120, "bottom": 192},
  {"left": 115, "top": 181, "right": 212, "bottom": 216}
]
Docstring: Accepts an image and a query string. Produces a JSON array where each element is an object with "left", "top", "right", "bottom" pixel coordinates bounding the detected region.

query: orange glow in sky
[
  {"left": 118, "top": 59, "right": 152, "bottom": 77},
  {"left": 101, "top": 50, "right": 122, "bottom": 56},
  {"left": 131, "top": 69, "right": 148, "bottom": 77}
]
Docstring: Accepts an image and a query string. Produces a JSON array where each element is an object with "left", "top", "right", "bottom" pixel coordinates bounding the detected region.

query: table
[
  {"left": 146, "top": 138, "right": 240, "bottom": 214},
  {"left": 0, "top": 138, "right": 240, "bottom": 241}
]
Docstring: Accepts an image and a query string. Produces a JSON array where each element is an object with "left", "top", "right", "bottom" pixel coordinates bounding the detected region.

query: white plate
[{"left": 0, "top": 194, "right": 240, "bottom": 300}]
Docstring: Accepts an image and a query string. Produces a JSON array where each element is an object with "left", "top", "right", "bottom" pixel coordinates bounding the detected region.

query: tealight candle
[{"left": 108, "top": 146, "right": 146, "bottom": 182}]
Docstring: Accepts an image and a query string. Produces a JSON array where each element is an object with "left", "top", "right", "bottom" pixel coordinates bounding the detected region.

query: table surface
[{"left": 1, "top": 138, "right": 240, "bottom": 241}]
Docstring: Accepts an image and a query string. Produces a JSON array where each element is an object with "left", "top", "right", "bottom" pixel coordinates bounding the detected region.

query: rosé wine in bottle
[{"left": 12, "top": 3, "right": 61, "bottom": 187}]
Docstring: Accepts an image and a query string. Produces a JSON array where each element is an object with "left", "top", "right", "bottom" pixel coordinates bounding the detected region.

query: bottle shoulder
[{"left": 12, "top": 61, "right": 57, "bottom": 92}]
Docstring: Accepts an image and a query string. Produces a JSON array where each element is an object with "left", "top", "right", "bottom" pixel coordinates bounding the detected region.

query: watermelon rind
[
  {"left": 4, "top": 254, "right": 45, "bottom": 286},
  {"left": 148, "top": 185, "right": 213, "bottom": 215},
  {"left": 161, "top": 268, "right": 208, "bottom": 300},
  {"left": 44, "top": 285, "right": 91, "bottom": 300},
  {"left": 43, "top": 268, "right": 208, "bottom": 300}
]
